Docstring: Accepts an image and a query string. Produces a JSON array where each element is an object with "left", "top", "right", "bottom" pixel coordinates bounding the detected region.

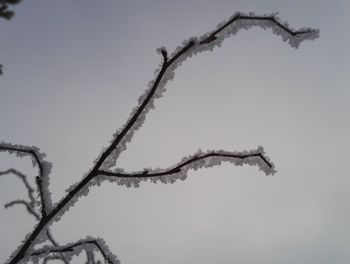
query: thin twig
[
  {"left": 32, "top": 239, "right": 116, "bottom": 264},
  {"left": 97, "top": 151, "right": 272, "bottom": 179},
  {"left": 4, "top": 200, "right": 40, "bottom": 220},
  {"left": 0, "top": 145, "right": 48, "bottom": 217},
  {"left": 0, "top": 168, "right": 37, "bottom": 208},
  {"left": 200, "top": 14, "right": 316, "bottom": 45},
  {"left": 4, "top": 13, "right": 319, "bottom": 264},
  {"left": 92, "top": 13, "right": 318, "bottom": 172},
  {"left": 46, "top": 230, "right": 70, "bottom": 264}
]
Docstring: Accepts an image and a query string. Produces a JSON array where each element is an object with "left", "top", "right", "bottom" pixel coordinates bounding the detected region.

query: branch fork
[{"left": 0, "top": 12, "right": 319, "bottom": 264}]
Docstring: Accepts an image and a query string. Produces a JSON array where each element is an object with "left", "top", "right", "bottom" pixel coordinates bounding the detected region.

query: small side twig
[
  {"left": 0, "top": 168, "right": 36, "bottom": 207},
  {"left": 31, "top": 238, "right": 119, "bottom": 264},
  {"left": 0, "top": 168, "right": 69, "bottom": 263},
  {"left": 0, "top": 143, "right": 52, "bottom": 217},
  {"left": 2, "top": 12, "right": 319, "bottom": 264},
  {"left": 4, "top": 200, "right": 40, "bottom": 220},
  {"left": 96, "top": 147, "right": 275, "bottom": 187},
  {"left": 46, "top": 230, "right": 70, "bottom": 264}
]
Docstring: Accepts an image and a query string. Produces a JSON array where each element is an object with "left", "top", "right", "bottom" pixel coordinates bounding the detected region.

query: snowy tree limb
[
  {"left": 0, "top": 167, "right": 69, "bottom": 263},
  {"left": 30, "top": 238, "right": 119, "bottom": 264},
  {"left": 96, "top": 147, "right": 275, "bottom": 187},
  {"left": 2, "top": 12, "right": 319, "bottom": 264},
  {"left": 0, "top": 143, "right": 53, "bottom": 217},
  {"left": 95, "top": 12, "right": 318, "bottom": 173},
  {"left": 0, "top": 168, "right": 37, "bottom": 208}
]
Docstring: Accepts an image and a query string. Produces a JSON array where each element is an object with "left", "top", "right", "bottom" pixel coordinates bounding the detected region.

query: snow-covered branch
[
  {"left": 0, "top": 168, "right": 37, "bottom": 208},
  {"left": 96, "top": 12, "right": 318, "bottom": 173},
  {"left": 1, "top": 12, "right": 319, "bottom": 264},
  {"left": 199, "top": 12, "right": 318, "bottom": 47},
  {"left": 85, "top": 251, "right": 100, "bottom": 264},
  {"left": 30, "top": 238, "right": 119, "bottom": 264},
  {"left": 97, "top": 146, "right": 275, "bottom": 187},
  {"left": 0, "top": 142, "right": 53, "bottom": 217},
  {"left": 0, "top": 168, "right": 69, "bottom": 263}
]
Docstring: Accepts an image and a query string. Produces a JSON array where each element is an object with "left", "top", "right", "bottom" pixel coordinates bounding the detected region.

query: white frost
[
  {"left": 96, "top": 146, "right": 276, "bottom": 188},
  {"left": 98, "top": 12, "right": 318, "bottom": 171},
  {"left": 0, "top": 142, "right": 53, "bottom": 212}
]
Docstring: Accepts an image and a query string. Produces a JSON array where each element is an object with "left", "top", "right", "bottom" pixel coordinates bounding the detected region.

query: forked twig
[
  {"left": 0, "top": 168, "right": 70, "bottom": 263},
  {"left": 0, "top": 144, "right": 52, "bottom": 217},
  {"left": 31, "top": 238, "right": 118, "bottom": 264},
  {"left": 1, "top": 12, "right": 319, "bottom": 264},
  {"left": 0, "top": 168, "right": 36, "bottom": 207}
]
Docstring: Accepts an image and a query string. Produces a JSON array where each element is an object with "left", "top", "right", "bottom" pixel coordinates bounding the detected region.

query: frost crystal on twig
[
  {"left": 1, "top": 11, "right": 319, "bottom": 264},
  {"left": 0, "top": 142, "right": 53, "bottom": 216},
  {"left": 30, "top": 237, "right": 120, "bottom": 264},
  {"left": 97, "top": 146, "right": 276, "bottom": 188},
  {"left": 98, "top": 12, "right": 318, "bottom": 172}
]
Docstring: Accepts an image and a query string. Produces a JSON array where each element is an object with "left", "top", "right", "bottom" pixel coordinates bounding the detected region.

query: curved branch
[
  {"left": 4, "top": 200, "right": 40, "bottom": 220},
  {"left": 200, "top": 13, "right": 318, "bottom": 45},
  {"left": 0, "top": 168, "right": 68, "bottom": 263},
  {"left": 0, "top": 168, "right": 37, "bottom": 207},
  {"left": 5, "top": 13, "right": 319, "bottom": 264},
  {"left": 96, "top": 147, "right": 275, "bottom": 187},
  {"left": 45, "top": 230, "right": 70, "bottom": 264},
  {"left": 93, "top": 12, "right": 318, "bottom": 173},
  {"left": 31, "top": 238, "right": 119, "bottom": 264},
  {"left": 0, "top": 143, "right": 52, "bottom": 217}
]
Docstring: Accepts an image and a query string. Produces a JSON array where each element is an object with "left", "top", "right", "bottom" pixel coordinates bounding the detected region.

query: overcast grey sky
[{"left": 1, "top": 1, "right": 349, "bottom": 263}]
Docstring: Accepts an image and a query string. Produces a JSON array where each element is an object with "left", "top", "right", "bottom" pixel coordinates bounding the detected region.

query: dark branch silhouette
[
  {"left": 97, "top": 149, "right": 274, "bottom": 181},
  {"left": 0, "top": 144, "right": 51, "bottom": 217},
  {"left": 4, "top": 200, "right": 40, "bottom": 219},
  {"left": 0, "top": 12, "right": 319, "bottom": 264},
  {"left": 31, "top": 238, "right": 118, "bottom": 264},
  {"left": 0, "top": 168, "right": 69, "bottom": 263},
  {"left": 0, "top": 169, "right": 36, "bottom": 207}
]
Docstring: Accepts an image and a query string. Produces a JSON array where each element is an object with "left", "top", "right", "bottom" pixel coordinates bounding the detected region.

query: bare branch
[
  {"left": 0, "top": 143, "right": 53, "bottom": 217},
  {"left": 4, "top": 200, "right": 40, "bottom": 219},
  {"left": 31, "top": 238, "right": 119, "bottom": 264},
  {"left": 0, "top": 168, "right": 37, "bottom": 207}
]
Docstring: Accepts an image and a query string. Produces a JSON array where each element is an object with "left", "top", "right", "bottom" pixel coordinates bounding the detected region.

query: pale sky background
[{"left": 0, "top": 1, "right": 349, "bottom": 263}]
